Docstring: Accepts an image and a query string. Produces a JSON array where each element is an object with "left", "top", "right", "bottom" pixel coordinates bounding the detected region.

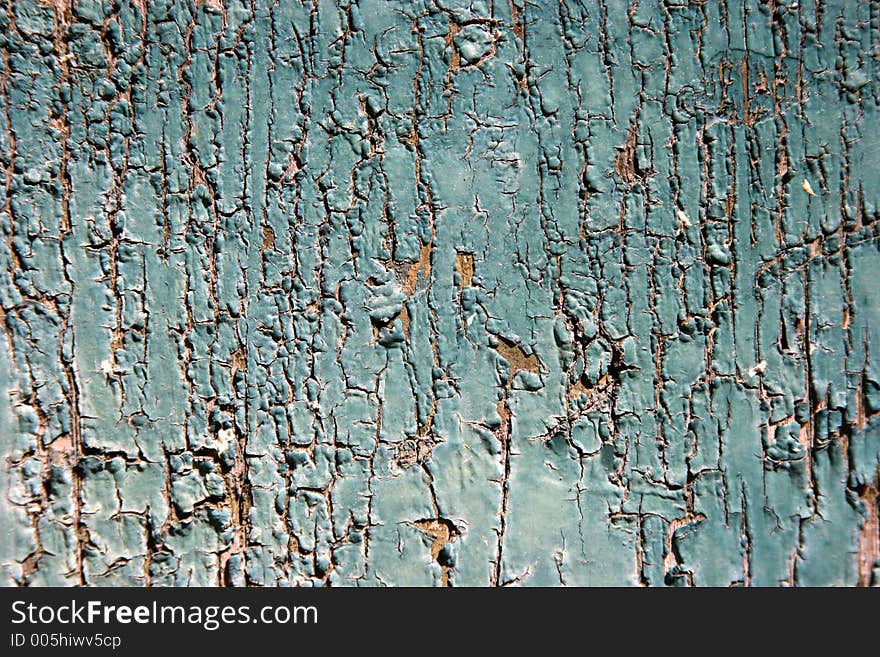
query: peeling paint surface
[{"left": 1, "top": 0, "right": 879, "bottom": 587}]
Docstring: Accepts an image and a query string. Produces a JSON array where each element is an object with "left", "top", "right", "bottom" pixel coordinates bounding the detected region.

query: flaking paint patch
[{"left": 0, "top": 0, "right": 877, "bottom": 588}]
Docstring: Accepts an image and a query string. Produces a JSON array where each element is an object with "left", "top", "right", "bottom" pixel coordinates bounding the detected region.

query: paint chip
[
  {"left": 748, "top": 360, "right": 767, "bottom": 377},
  {"left": 216, "top": 427, "right": 235, "bottom": 452}
]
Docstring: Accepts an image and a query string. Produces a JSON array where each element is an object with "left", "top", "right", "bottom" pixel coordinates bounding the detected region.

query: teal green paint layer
[{"left": 0, "top": 0, "right": 878, "bottom": 587}]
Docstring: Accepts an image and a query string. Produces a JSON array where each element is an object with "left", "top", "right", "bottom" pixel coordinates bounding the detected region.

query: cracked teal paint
[{"left": 0, "top": 0, "right": 879, "bottom": 587}]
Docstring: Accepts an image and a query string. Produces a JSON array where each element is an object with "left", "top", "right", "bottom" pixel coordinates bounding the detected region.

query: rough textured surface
[{"left": 1, "top": 0, "right": 878, "bottom": 587}]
